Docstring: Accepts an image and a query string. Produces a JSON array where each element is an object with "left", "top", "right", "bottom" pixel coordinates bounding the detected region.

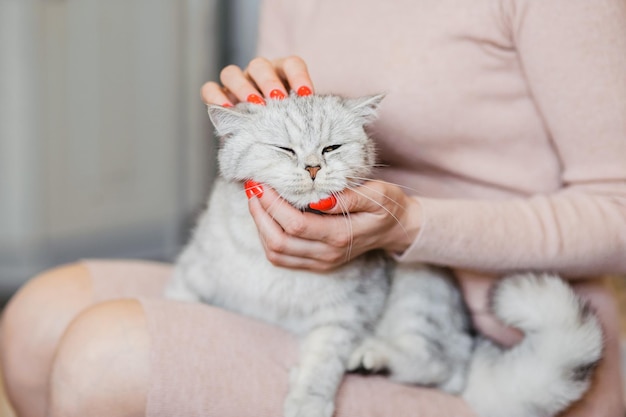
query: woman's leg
[
  {"left": 48, "top": 299, "right": 150, "bottom": 417},
  {"left": 0, "top": 260, "right": 170, "bottom": 417},
  {"left": 139, "top": 299, "right": 475, "bottom": 417},
  {"left": 43, "top": 297, "right": 476, "bottom": 417},
  {"left": 2, "top": 260, "right": 476, "bottom": 417},
  {"left": 564, "top": 279, "right": 625, "bottom": 417},
  {"left": 1, "top": 263, "right": 94, "bottom": 417}
]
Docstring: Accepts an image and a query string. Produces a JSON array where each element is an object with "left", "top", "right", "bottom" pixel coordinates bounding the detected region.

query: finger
[
  {"left": 245, "top": 57, "right": 288, "bottom": 100},
  {"left": 256, "top": 187, "right": 353, "bottom": 249},
  {"left": 272, "top": 56, "right": 315, "bottom": 96},
  {"left": 201, "top": 81, "right": 234, "bottom": 106},
  {"left": 247, "top": 197, "right": 345, "bottom": 264},
  {"left": 220, "top": 64, "right": 266, "bottom": 105},
  {"left": 262, "top": 251, "right": 341, "bottom": 273},
  {"left": 322, "top": 182, "right": 392, "bottom": 215},
  {"left": 458, "top": 273, "right": 524, "bottom": 347}
]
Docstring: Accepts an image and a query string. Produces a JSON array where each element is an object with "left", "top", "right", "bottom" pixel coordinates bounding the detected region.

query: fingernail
[
  {"left": 244, "top": 180, "right": 264, "bottom": 199},
  {"left": 222, "top": 102, "right": 234, "bottom": 108},
  {"left": 309, "top": 195, "right": 337, "bottom": 211},
  {"left": 269, "top": 89, "right": 286, "bottom": 100},
  {"left": 297, "top": 86, "right": 312, "bottom": 97},
  {"left": 246, "top": 94, "right": 266, "bottom": 105}
]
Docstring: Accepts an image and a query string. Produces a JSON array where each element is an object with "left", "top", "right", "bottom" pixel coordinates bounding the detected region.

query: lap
[
  {"left": 82, "top": 259, "right": 475, "bottom": 417},
  {"left": 140, "top": 300, "right": 474, "bottom": 417},
  {"left": 83, "top": 258, "right": 172, "bottom": 302}
]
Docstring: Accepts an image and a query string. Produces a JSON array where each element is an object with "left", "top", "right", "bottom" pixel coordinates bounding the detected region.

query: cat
[{"left": 165, "top": 93, "right": 603, "bottom": 417}]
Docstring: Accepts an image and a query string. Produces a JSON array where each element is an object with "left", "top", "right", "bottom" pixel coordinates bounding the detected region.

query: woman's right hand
[{"left": 201, "top": 56, "right": 315, "bottom": 106}]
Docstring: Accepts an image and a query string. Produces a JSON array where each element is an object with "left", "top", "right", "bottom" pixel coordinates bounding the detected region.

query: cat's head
[{"left": 208, "top": 93, "right": 384, "bottom": 209}]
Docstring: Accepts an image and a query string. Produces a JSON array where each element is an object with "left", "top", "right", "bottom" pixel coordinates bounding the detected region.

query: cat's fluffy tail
[{"left": 462, "top": 273, "right": 604, "bottom": 417}]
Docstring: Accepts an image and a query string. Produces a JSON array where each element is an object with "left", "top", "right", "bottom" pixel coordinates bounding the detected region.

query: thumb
[{"left": 309, "top": 184, "right": 382, "bottom": 214}]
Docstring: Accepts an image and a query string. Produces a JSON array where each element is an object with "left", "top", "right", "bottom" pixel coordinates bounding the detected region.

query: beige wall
[{"left": 0, "top": 0, "right": 222, "bottom": 293}]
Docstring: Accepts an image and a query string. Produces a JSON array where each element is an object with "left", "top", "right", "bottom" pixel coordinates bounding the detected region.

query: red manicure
[
  {"left": 244, "top": 180, "right": 264, "bottom": 199},
  {"left": 222, "top": 102, "right": 234, "bottom": 108},
  {"left": 309, "top": 195, "right": 337, "bottom": 211},
  {"left": 246, "top": 94, "right": 266, "bottom": 105},
  {"left": 269, "top": 89, "right": 286, "bottom": 100},
  {"left": 297, "top": 86, "right": 312, "bottom": 97}
]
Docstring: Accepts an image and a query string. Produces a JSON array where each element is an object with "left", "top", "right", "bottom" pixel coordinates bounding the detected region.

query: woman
[{"left": 2, "top": 0, "right": 625, "bottom": 416}]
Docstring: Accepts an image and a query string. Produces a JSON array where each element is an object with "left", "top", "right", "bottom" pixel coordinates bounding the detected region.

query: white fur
[
  {"left": 165, "top": 94, "right": 603, "bottom": 417},
  {"left": 462, "top": 274, "right": 603, "bottom": 417}
]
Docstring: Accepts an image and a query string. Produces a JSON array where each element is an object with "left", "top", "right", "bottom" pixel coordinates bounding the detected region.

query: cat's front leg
[{"left": 284, "top": 324, "right": 360, "bottom": 417}]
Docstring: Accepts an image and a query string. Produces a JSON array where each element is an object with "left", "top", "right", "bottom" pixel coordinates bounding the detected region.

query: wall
[{"left": 0, "top": 0, "right": 223, "bottom": 294}]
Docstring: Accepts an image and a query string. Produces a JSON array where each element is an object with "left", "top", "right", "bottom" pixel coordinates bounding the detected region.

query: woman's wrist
[{"left": 385, "top": 195, "right": 422, "bottom": 255}]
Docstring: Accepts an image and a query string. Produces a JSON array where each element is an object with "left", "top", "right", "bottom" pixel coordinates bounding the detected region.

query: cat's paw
[
  {"left": 347, "top": 338, "right": 390, "bottom": 373},
  {"left": 283, "top": 392, "right": 334, "bottom": 417}
]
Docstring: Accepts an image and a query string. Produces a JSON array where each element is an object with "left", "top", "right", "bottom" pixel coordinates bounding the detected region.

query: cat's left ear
[
  {"left": 207, "top": 104, "right": 249, "bottom": 136},
  {"left": 344, "top": 93, "right": 385, "bottom": 124}
]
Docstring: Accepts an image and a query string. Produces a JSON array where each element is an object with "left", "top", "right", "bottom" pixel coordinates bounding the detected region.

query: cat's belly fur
[{"left": 168, "top": 179, "right": 389, "bottom": 335}]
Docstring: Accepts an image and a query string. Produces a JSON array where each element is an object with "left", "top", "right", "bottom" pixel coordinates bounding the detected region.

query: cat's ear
[
  {"left": 344, "top": 93, "right": 385, "bottom": 123},
  {"left": 207, "top": 105, "right": 249, "bottom": 136}
]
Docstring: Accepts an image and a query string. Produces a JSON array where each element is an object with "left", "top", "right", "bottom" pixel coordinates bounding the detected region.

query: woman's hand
[
  {"left": 246, "top": 180, "right": 422, "bottom": 272},
  {"left": 201, "top": 56, "right": 315, "bottom": 106}
]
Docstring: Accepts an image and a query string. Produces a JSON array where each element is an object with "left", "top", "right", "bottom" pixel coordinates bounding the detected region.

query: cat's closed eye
[
  {"left": 322, "top": 144, "right": 342, "bottom": 154},
  {"left": 274, "top": 146, "right": 296, "bottom": 156}
]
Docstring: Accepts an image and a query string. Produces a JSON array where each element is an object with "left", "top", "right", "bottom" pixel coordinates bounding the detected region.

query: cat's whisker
[
  {"left": 333, "top": 164, "right": 380, "bottom": 170},
  {"left": 333, "top": 164, "right": 387, "bottom": 175},
  {"left": 346, "top": 181, "right": 406, "bottom": 212},
  {"left": 347, "top": 176, "right": 423, "bottom": 195},
  {"left": 266, "top": 194, "right": 289, "bottom": 224},
  {"left": 333, "top": 192, "right": 354, "bottom": 263},
  {"left": 345, "top": 185, "right": 412, "bottom": 243}
]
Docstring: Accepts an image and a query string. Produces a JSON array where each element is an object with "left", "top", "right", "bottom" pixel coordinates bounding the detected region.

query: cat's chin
[{"left": 280, "top": 192, "right": 336, "bottom": 211}]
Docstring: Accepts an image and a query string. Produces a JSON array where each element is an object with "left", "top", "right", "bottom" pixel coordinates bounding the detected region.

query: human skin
[
  {"left": 204, "top": 57, "right": 423, "bottom": 272},
  {"left": 0, "top": 56, "right": 620, "bottom": 417},
  {"left": 202, "top": 55, "right": 624, "bottom": 416}
]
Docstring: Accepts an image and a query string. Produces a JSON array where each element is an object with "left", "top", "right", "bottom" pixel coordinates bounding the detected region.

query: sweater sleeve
[{"left": 398, "top": 0, "right": 626, "bottom": 277}]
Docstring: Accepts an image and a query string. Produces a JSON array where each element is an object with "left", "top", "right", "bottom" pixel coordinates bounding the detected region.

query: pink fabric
[
  {"left": 79, "top": 1, "right": 626, "bottom": 414},
  {"left": 256, "top": 0, "right": 626, "bottom": 344},
  {"left": 83, "top": 259, "right": 476, "bottom": 417},
  {"left": 257, "top": 0, "right": 626, "bottom": 277}
]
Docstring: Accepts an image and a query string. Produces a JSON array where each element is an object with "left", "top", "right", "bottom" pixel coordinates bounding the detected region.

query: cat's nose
[{"left": 305, "top": 165, "right": 321, "bottom": 180}]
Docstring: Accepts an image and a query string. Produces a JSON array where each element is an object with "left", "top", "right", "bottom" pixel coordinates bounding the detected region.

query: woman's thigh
[
  {"left": 0, "top": 259, "right": 172, "bottom": 417},
  {"left": 4, "top": 259, "right": 475, "bottom": 416},
  {"left": 141, "top": 299, "right": 475, "bottom": 417}
]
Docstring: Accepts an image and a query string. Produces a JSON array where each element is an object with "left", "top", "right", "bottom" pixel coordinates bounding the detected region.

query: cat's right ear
[
  {"left": 207, "top": 105, "right": 246, "bottom": 136},
  {"left": 344, "top": 93, "right": 386, "bottom": 124}
]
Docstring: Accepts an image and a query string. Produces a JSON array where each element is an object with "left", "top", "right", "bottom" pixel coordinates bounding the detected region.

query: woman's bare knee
[
  {"left": 48, "top": 299, "right": 150, "bottom": 417},
  {"left": 0, "top": 262, "right": 94, "bottom": 417}
]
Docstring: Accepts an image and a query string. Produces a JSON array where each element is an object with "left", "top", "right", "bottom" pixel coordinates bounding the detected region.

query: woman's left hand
[{"left": 246, "top": 180, "right": 422, "bottom": 272}]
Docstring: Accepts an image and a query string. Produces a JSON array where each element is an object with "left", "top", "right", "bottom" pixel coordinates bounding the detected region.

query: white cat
[{"left": 165, "top": 93, "right": 603, "bottom": 417}]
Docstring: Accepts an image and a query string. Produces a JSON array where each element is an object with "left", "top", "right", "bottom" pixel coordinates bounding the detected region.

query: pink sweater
[{"left": 257, "top": 0, "right": 626, "bottom": 278}]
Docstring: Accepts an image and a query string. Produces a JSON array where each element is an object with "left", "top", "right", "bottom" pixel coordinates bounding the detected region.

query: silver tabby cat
[{"left": 165, "top": 93, "right": 603, "bottom": 417}]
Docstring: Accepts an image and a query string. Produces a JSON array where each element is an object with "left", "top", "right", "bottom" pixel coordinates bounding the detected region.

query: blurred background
[
  {"left": 0, "top": 2, "right": 625, "bottom": 415},
  {"left": 0, "top": 0, "right": 261, "bottom": 300}
]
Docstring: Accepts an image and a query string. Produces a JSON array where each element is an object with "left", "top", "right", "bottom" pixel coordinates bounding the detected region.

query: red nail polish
[
  {"left": 244, "top": 180, "right": 264, "bottom": 199},
  {"left": 269, "top": 89, "right": 286, "bottom": 100},
  {"left": 297, "top": 86, "right": 312, "bottom": 97},
  {"left": 246, "top": 94, "right": 266, "bottom": 105},
  {"left": 309, "top": 195, "right": 336, "bottom": 211},
  {"left": 222, "top": 102, "right": 234, "bottom": 108}
]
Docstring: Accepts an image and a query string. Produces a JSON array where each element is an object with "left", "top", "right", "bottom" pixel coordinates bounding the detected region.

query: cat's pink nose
[{"left": 305, "top": 165, "right": 321, "bottom": 180}]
